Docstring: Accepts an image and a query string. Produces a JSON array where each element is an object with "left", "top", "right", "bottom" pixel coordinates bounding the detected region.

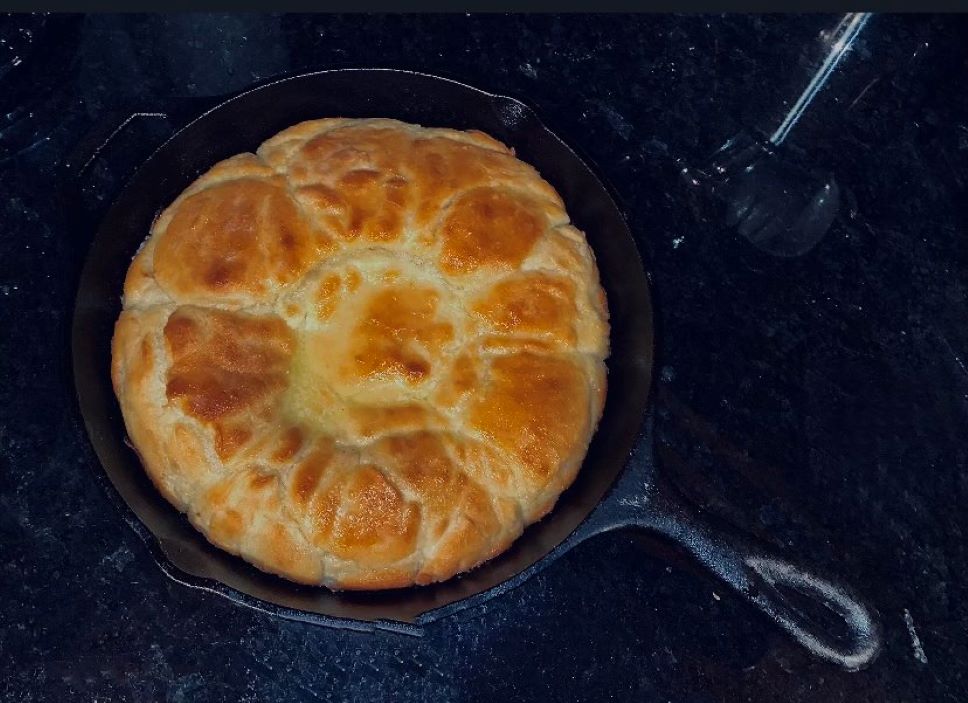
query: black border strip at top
[{"left": 8, "top": 3, "right": 968, "bottom": 14}]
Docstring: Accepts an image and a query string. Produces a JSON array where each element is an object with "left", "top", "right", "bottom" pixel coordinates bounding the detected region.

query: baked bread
[{"left": 111, "top": 118, "right": 609, "bottom": 589}]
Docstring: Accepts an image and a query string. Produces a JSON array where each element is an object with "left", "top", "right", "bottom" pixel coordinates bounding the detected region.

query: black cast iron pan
[{"left": 70, "top": 69, "right": 881, "bottom": 670}]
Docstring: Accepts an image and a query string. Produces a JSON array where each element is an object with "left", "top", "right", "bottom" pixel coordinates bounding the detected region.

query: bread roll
[{"left": 111, "top": 118, "right": 609, "bottom": 589}]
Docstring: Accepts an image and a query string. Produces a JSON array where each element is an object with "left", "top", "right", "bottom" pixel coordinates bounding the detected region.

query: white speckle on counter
[{"left": 903, "top": 608, "right": 928, "bottom": 664}]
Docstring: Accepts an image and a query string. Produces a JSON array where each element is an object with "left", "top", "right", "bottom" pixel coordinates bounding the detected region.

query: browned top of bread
[{"left": 111, "top": 118, "right": 609, "bottom": 589}]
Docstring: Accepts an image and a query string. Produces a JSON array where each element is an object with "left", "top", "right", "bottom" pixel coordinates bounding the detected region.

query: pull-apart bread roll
[{"left": 112, "top": 118, "right": 609, "bottom": 589}]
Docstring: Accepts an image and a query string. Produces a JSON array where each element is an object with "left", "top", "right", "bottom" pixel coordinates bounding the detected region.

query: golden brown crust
[{"left": 112, "top": 118, "right": 609, "bottom": 589}]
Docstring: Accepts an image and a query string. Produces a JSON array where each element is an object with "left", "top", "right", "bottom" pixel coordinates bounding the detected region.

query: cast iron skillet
[{"left": 71, "top": 69, "right": 881, "bottom": 670}]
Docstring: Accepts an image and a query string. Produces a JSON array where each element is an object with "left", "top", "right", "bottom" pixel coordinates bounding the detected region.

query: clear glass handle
[{"left": 769, "top": 12, "right": 873, "bottom": 146}]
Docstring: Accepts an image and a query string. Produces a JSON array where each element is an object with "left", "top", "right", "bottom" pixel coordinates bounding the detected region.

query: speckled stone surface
[{"left": 2, "top": 13, "right": 968, "bottom": 702}]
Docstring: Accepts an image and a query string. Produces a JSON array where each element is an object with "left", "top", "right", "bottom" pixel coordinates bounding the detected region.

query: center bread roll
[{"left": 111, "top": 118, "right": 610, "bottom": 589}]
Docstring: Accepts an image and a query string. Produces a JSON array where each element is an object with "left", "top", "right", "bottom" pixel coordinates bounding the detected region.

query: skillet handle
[
  {"left": 637, "top": 483, "right": 882, "bottom": 671},
  {"left": 64, "top": 111, "right": 170, "bottom": 182},
  {"left": 60, "top": 97, "right": 215, "bottom": 221},
  {"left": 59, "top": 110, "right": 176, "bottom": 232}
]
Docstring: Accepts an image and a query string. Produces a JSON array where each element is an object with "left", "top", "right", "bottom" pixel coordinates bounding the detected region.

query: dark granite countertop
[{"left": 2, "top": 13, "right": 967, "bottom": 702}]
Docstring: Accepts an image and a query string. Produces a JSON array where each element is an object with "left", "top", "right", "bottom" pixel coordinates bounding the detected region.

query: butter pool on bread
[{"left": 112, "top": 118, "right": 609, "bottom": 589}]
